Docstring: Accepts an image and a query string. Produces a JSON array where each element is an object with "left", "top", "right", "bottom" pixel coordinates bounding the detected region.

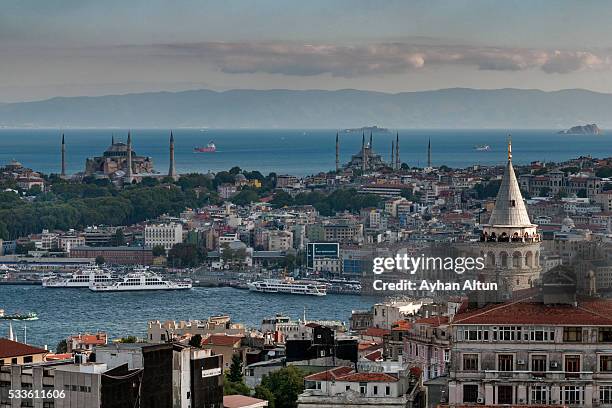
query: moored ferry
[
  {"left": 42, "top": 266, "right": 114, "bottom": 288},
  {"left": 247, "top": 279, "right": 327, "bottom": 296},
  {"left": 89, "top": 271, "right": 192, "bottom": 291}
]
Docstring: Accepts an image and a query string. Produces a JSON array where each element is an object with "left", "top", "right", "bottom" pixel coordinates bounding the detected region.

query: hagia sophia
[{"left": 61, "top": 131, "right": 178, "bottom": 183}]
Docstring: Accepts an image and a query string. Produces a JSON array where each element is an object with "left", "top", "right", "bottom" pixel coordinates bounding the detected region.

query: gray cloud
[{"left": 144, "top": 41, "right": 608, "bottom": 77}]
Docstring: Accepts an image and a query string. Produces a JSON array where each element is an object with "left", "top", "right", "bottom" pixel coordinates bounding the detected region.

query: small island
[
  {"left": 344, "top": 125, "right": 389, "bottom": 133},
  {"left": 558, "top": 124, "right": 602, "bottom": 135}
]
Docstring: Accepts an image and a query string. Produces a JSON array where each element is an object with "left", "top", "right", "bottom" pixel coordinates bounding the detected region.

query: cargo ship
[
  {"left": 474, "top": 144, "right": 491, "bottom": 151},
  {"left": 194, "top": 141, "right": 216, "bottom": 153}
]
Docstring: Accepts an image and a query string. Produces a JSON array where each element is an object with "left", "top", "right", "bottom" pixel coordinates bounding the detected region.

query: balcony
[{"left": 483, "top": 370, "right": 593, "bottom": 381}]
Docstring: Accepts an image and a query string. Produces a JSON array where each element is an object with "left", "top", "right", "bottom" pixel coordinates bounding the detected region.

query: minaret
[
  {"left": 111, "top": 134, "right": 115, "bottom": 145},
  {"left": 126, "top": 131, "right": 133, "bottom": 182},
  {"left": 395, "top": 132, "right": 400, "bottom": 169},
  {"left": 168, "top": 131, "right": 177, "bottom": 180},
  {"left": 361, "top": 132, "right": 367, "bottom": 172},
  {"left": 427, "top": 138, "right": 431, "bottom": 168},
  {"left": 391, "top": 141, "right": 395, "bottom": 169},
  {"left": 369, "top": 132, "right": 373, "bottom": 150},
  {"left": 61, "top": 134, "right": 66, "bottom": 178},
  {"left": 335, "top": 132, "right": 340, "bottom": 173}
]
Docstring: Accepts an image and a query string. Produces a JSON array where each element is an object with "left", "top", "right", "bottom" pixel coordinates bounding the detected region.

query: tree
[
  {"left": 188, "top": 334, "right": 202, "bottom": 348},
  {"left": 231, "top": 189, "right": 259, "bottom": 206},
  {"left": 596, "top": 166, "right": 612, "bottom": 178},
  {"left": 259, "top": 366, "right": 304, "bottom": 408},
  {"left": 95, "top": 255, "right": 105, "bottom": 265},
  {"left": 0, "top": 221, "right": 9, "bottom": 240},
  {"left": 168, "top": 243, "right": 202, "bottom": 267},
  {"left": 118, "top": 336, "right": 137, "bottom": 343},
  {"left": 254, "top": 385, "right": 275, "bottom": 408},
  {"left": 577, "top": 188, "right": 588, "bottom": 198},
  {"left": 16, "top": 242, "right": 36, "bottom": 254},
  {"left": 227, "top": 354, "right": 244, "bottom": 383},
  {"left": 223, "top": 376, "right": 250, "bottom": 396},
  {"left": 152, "top": 245, "right": 166, "bottom": 257},
  {"left": 55, "top": 339, "right": 68, "bottom": 353},
  {"left": 473, "top": 180, "right": 501, "bottom": 199}
]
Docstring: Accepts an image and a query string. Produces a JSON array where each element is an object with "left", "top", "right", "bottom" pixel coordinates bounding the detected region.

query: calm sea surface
[
  {"left": 0, "top": 285, "right": 377, "bottom": 348},
  {"left": 0, "top": 129, "right": 610, "bottom": 176}
]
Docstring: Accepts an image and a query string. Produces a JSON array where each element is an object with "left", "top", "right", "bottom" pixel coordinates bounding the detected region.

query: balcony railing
[{"left": 482, "top": 370, "right": 593, "bottom": 381}]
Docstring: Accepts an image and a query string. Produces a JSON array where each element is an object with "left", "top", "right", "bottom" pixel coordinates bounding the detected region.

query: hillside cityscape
[
  {"left": 5, "top": 1, "right": 612, "bottom": 407},
  {"left": 0, "top": 130, "right": 611, "bottom": 408}
]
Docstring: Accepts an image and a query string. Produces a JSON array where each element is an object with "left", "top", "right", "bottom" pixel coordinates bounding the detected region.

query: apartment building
[
  {"left": 403, "top": 316, "right": 451, "bottom": 381},
  {"left": 144, "top": 222, "right": 183, "bottom": 250},
  {"left": 448, "top": 296, "right": 612, "bottom": 407}
]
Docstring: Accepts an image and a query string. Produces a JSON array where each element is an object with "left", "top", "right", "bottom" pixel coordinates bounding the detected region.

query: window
[
  {"left": 531, "top": 355, "right": 547, "bottom": 373},
  {"left": 565, "top": 355, "right": 580, "bottom": 377},
  {"left": 601, "top": 386, "right": 612, "bottom": 404},
  {"left": 599, "top": 328, "right": 612, "bottom": 342},
  {"left": 346, "top": 385, "right": 350, "bottom": 391},
  {"left": 359, "top": 382, "right": 367, "bottom": 396},
  {"left": 373, "top": 386, "right": 378, "bottom": 395},
  {"left": 530, "top": 385, "right": 550, "bottom": 404},
  {"left": 11, "top": 358, "right": 17, "bottom": 364},
  {"left": 23, "top": 356, "right": 33, "bottom": 363},
  {"left": 385, "top": 386, "right": 390, "bottom": 396},
  {"left": 498, "top": 354, "right": 514, "bottom": 372},
  {"left": 562, "top": 385, "right": 584, "bottom": 405},
  {"left": 563, "top": 327, "right": 582, "bottom": 342},
  {"left": 498, "top": 385, "right": 513, "bottom": 404},
  {"left": 444, "top": 350, "right": 451, "bottom": 363},
  {"left": 601, "top": 355, "right": 612, "bottom": 372},
  {"left": 463, "top": 354, "right": 479, "bottom": 371},
  {"left": 315, "top": 382, "right": 321, "bottom": 390},
  {"left": 463, "top": 385, "right": 479, "bottom": 403}
]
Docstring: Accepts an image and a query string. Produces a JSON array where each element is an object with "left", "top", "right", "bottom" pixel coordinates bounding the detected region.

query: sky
[{"left": 3, "top": 0, "right": 612, "bottom": 102}]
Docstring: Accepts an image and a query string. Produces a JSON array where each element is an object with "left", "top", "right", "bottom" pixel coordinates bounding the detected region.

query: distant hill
[{"left": 0, "top": 88, "right": 611, "bottom": 129}]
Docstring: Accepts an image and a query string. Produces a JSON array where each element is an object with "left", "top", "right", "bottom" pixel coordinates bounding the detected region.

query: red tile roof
[
  {"left": 69, "top": 333, "right": 107, "bottom": 345},
  {"left": 202, "top": 335, "right": 243, "bottom": 347},
  {"left": 304, "top": 366, "right": 354, "bottom": 381},
  {"left": 364, "top": 350, "right": 382, "bottom": 361},
  {"left": 454, "top": 297, "right": 612, "bottom": 326},
  {"left": 335, "top": 372, "right": 398, "bottom": 383},
  {"left": 414, "top": 316, "right": 449, "bottom": 327},
  {"left": 0, "top": 338, "right": 47, "bottom": 359},
  {"left": 223, "top": 395, "right": 268, "bottom": 408},
  {"left": 362, "top": 327, "right": 390, "bottom": 337},
  {"left": 358, "top": 341, "right": 381, "bottom": 352},
  {"left": 391, "top": 320, "right": 412, "bottom": 331}
]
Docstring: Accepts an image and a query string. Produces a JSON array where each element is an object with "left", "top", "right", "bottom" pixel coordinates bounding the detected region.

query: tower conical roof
[{"left": 487, "top": 139, "right": 533, "bottom": 227}]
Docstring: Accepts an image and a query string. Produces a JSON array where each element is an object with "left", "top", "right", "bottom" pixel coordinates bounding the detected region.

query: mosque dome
[{"left": 562, "top": 216, "right": 575, "bottom": 230}]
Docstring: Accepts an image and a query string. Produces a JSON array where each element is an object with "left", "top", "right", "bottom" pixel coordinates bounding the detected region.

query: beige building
[
  {"left": 0, "top": 338, "right": 47, "bottom": 366},
  {"left": 267, "top": 230, "right": 293, "bottom": 251},
  {"left": 144, "top": 222, "right": 183, "bottom": 250},
  {"left": 448, "top": 294, "right": 612, "bottom": 407}
]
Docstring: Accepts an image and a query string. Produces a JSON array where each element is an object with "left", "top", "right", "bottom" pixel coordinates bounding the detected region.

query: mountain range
[{"left": 0, "top": 88, "right": 611, "bottom": 129}]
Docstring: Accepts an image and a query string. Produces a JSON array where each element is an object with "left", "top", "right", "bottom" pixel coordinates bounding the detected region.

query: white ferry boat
[
  {"left": 89, "top": 271, "right": 192, "bottom": 292},
  {"left": 42, "top": 266, "right": 114, "bottom": 288},
  {"left": 247, "top": 279, "right": 327, "bottom": 296}
]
